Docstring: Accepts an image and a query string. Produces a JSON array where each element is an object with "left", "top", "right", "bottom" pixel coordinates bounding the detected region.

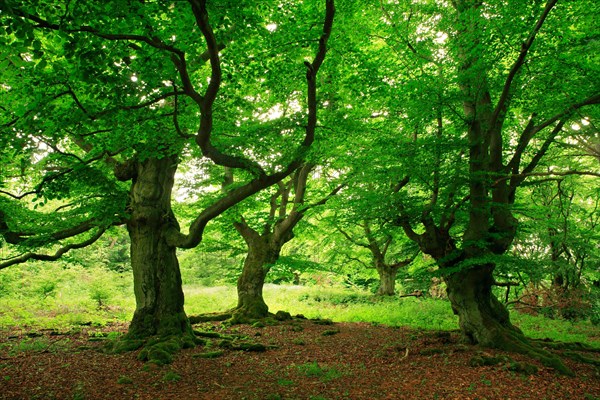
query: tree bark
[
  {"left": 376, "top": 264, "right": 399, "bottom": 296},
  {"left": 444, "top": 263, "right": 519, "bottom": 345},
  {"left": 125, "top": 156, "right": 190, "bottom": 338},
  {"left": 444, "top": 261, "right": 572, "bottom": 374},
  {"left": 233, "top": 234, "right": 281, "bottom": 321}
]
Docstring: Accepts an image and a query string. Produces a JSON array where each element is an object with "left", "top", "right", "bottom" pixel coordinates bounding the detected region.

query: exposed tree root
[
  {"left": 562, "top": 351, "right": 600, "bottom": 367},
  {"left": 188, "top": 312, "right": 232, "bottom": 324},
  {"left": 531, "top": 339, "right": 600, "bottom": 352},
  {"left": 529, "top": 338, "right": 600, "bottom": 367},
  {"left": 491, "top": 328, "right": 574, "bottom": 376},
  {"left": 107, "top": 329, "right": 200, "bottom": 366},
  {"left": 469, "top": 352, "right": 539, "bottom": 375}
]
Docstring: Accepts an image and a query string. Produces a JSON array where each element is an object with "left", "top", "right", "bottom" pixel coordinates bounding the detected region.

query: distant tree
[
  {"left": 337, "top": 220, "right": 418, "bottom": 296},
  {"left": 508, "top": 174, "right": 600, "bottom": 320},
  {"left": 221, "top": 163, "right": 343, "bottom": 321}
]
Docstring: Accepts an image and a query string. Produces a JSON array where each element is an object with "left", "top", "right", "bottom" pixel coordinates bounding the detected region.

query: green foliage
[
  {"left": 178, "top": 246, "right": 241, "bottom": 287},
  {"left": 511, "top": 312, "right": 600, "bottom": 345},
  {"left": 0, "top": 262, "right": 133, "bottom": 329},
  {"left": 5, "top": 337, "right": 50, "bottom": 355}
]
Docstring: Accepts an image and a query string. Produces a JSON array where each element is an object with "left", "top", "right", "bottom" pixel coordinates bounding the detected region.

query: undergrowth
[{"left": 0, "top": 262, "right": 598, "bottom": 348}]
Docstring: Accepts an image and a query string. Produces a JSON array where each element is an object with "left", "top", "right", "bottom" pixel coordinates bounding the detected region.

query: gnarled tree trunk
[
  {"left": 444, "top": 263, "right": 518, "bottom": 346},
  {"left": 234, "top": 237, "right": 278, "bottom": 321},
  {"left": 233, "top": 228, "right": 284, "bottom": 322},
  {"left": 444, "top": 260, "right": 571, "bottom": 374},
  {"left": 124, "top": 157, "right": 190, "bottom": 339}
]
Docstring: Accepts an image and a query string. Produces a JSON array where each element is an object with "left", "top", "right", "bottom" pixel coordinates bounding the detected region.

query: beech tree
[
  {"left": 212, "top": 164, "right": 341, "bottom": 322},
  {"left": 367, "top": 0, "right": 600, "bottom": 373},
  {"left": 0, "top": 0, "right": 335, "bottom": 355}
]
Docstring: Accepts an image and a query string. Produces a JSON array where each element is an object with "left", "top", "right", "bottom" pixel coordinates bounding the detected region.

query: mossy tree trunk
[
  {"left": 375, "top": 263, "right": 399, "bottom": 296},
  {"left": 444, "top": 263, "right": 520, "bottom": 345},
  {"left": 339, "top": 220, "right": 416, "bottom": 297},
  {"left": 232, "top": 216, "right": 294, "bottom": 321},
  {"left": 118, "top": 156, "right": 191, "bottom": 338},
  {"left": 234, "top": 234, "right": 281, "bottom": 320},
  {"left": 228, "top": 163, "right": 342, "bottom": 322}
]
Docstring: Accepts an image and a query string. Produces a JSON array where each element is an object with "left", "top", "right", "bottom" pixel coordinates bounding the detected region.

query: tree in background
[
  {"left": 337, "top": 219, "right": 418, "bottom": 296},
  {"left": 507, "top": 173, "right": 600, "bottom": 321},
  {"left": 0, "top": 0, "right": 335, "bottom": 357},
  {"left": 219, "top": 164, "right": 344, "bottom": 322}
]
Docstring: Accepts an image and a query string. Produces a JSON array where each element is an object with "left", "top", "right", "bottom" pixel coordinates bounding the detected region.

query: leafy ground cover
[{"left": 1, "top": 319, "right": 599, "bottom": 400}]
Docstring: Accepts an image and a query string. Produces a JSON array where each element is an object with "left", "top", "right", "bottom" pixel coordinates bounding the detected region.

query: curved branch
[
  {"left": 10, "top": 7, "right": 185, "bottom": 56},
  {"left": 533, "top": 93, "right": 600, "bottom": 134},
  {"left": 0, "top": 227, "right": 107, "bottom": 270},
  {"left": 0, "top": 214, "right": 104, "bottom": 245},
  {"left": 168, "top": 1, "right": 335, "bottom": 248},
  {"left": 500, "top": 170, "right": 600, "bottom": 187},
  {"left": 490, "top": 0, "right": 558, "bottom": 132},
  {"left": 189, "top": 0, "right": 266, "bottom": 176},
  {"left": 337, "top": 226, "right": 370, "bottom": 249}
]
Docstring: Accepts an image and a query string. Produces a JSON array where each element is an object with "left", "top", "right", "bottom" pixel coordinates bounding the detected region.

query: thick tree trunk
[
  {"left": 126, "top": 157, "right": 190, "bottom": 338},
  {"left": 376, "top": 264, "right": 398, "bottom": 296},
  {"left": 444, "top": 262, "right": 572, "bottom": 374},
  {"left": 444, "top": 264, "right": 518, "bottom": 345},
  {"left": 233, "top": 237, "right": 278, "bottom": 322}
]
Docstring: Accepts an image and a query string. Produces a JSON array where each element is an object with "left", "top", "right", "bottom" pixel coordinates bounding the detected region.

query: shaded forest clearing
[{"left": 1, "top": 318, "right": 599, "bottom": 400}]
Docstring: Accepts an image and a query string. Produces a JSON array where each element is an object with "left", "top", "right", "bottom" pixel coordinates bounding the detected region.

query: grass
[
  {"left": 295, "top": 361, "right": 345, "bottom": 382},
  {"left": 0, "top": 336, "right": 72, "bottom": 356},
  {"left": 0, "top": 264, "right": 598, "bottom": 347}
]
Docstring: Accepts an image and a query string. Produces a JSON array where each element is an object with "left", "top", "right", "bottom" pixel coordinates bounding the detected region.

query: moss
[
  {"left": 194, "top": 331, "right": 223, "bottom": 339},
  {"left": 312, "top": 318, "right": 334, "bottom": 326},
  {"left": 420, "top": 348, "right": 445, "bottom": 356},
  {"left": 117, "top": 376, "right": 133, "bottom": 384},
  {"left": 138, "top": 347, "right": 173, "bottom": 365},
  {"left": 469, "top": 354, "right": 511, "bottom": 367},
  {"left": 189, "top": 313, "right": 232, "bottom": 324},
  {"left": 469, "top": 356, "right": 486, "bottom": 367},
  {"left": 109, "top": 338, "right": 145, "bottom": 354},
  {"left": 162, "top": 370, "right": 181, "bottom": 383},
  {"left": 263, "top": 317, "right": 278, "bottom": 326},
  {"left": 193, "top": 350, "right": 225, "bottom": 359},
  {"left": 508, "top": 362, "right": 538, "bottom": 375},
  {"left": 132, "top": 330, "right": 198, "bottom": 366},
  {"left": 483, "top": 325, "right": 575, "bottom": 376},
  {"left": 274, "top": 311, "right": 292, "bottom": 321},
  {"left": 563, "top": 351, "right": 600, "bottom": 366},
  {"left": 534, "top": 340, "right": 600, "bottom": 353},
  {"left": 252, "top": 321, "right": 266, "bottom": 328},
  {"left": 219, "top": 340, "right": 268, "bottom": 352},
  {"left": 235, "top": 343, "right": 268, "bottom": 352}
]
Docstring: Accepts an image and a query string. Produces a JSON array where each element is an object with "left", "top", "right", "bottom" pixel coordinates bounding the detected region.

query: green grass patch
[
  {"left": 162, "top": 370, "right": 181, "bottom": 383},
  {"left": 295, "top": 361, "right": 344, "bottom": 382},
  {"left": 512, "top": 312, "right": 600, "bottom": 346}
]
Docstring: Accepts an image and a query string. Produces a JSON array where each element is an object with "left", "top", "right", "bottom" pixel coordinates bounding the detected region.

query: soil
[{"left": 1, "top": 319, "right": 598, "bottom": 400}]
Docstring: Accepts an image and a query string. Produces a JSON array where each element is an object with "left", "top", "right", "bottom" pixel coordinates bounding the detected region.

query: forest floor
[{"left": 0, "top": 319, "right": 599, "bottom": 400}]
